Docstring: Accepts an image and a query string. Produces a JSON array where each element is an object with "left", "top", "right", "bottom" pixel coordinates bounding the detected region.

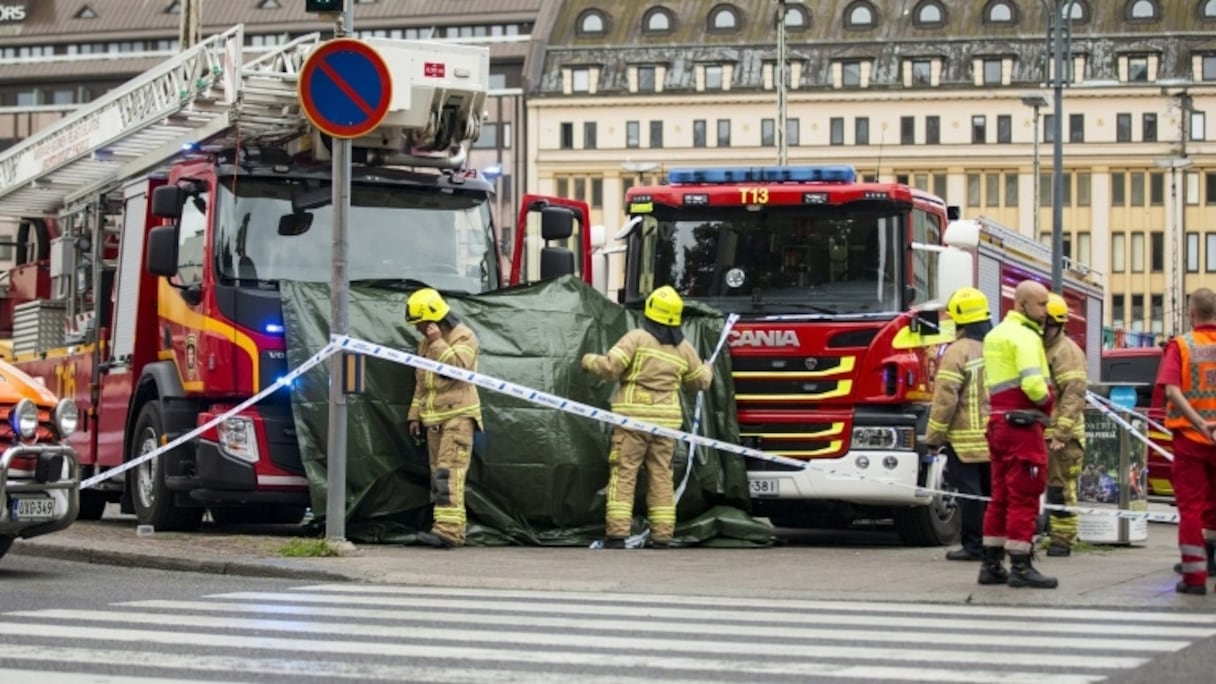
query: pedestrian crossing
[{"left": 1, "top": 583, "right": 1213, "bottom": 683}]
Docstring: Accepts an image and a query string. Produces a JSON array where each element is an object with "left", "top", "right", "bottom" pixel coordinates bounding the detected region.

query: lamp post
[
  {"left": 775, "top": 0, "right": 788, "bottom": 166},
  {"left": 1020, "top": 92, "right": 1049, "bottom": 241},
  {"left": 1043, "top": 0, "right": 1078, "bottom": 293},
  {"left": 1155, "top": 156, "right": 1194, "bottom": 336}
]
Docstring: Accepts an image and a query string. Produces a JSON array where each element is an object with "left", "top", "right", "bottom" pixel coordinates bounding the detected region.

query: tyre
[
  {"left": 127, "top": 402, "right": 204, "bottom": 532},
  {"left": 0, "top": 536, "right": 12, "bottom": 561},
  {"left": 893, "top": 494, "right": 961, "bottom": 547},
  {"left": 77, "top": 490, "right": 108, "bottom": 521}
]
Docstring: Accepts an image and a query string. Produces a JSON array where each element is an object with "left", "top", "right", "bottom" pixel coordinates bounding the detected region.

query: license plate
[
  {"left": 749, "top": 478, "right": 780, "bottom": 497},
  {"left": 12, "top": 496, "right": 55, "bottom": 521}
]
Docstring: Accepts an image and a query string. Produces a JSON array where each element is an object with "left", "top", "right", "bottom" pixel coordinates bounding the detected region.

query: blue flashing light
[
  {"left": 265, "top": 323, "right": 285, "bottom": 335},
  {"left": 667, "top": 165, "right": 857, "bottom": 185},
  {"left": 276, "top": 375, "right": 297, "bottom": 390}
]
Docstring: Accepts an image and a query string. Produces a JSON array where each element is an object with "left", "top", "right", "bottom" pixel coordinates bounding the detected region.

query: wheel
[
  {"left": 77, "top": 490, "right": 108, "bottom": 521},
  {"left": 893, "top": 494, "right": 961, "bottom": 547},
  {"left": 0, "top": 536, "right": 13, "bottom": 561},
  {"left": 127, "top": 402, "right": 203, "bottom": 532}
]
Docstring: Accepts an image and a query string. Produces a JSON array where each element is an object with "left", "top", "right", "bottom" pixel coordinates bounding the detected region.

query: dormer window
[
  {"left": 257, "top": 0, "right": 281, "bottom": 9},
  {"left": 577, "top": 9, "right": 607, "bottom": 35},
  {"left": 844, "top": 1, "right": 877, "bottom": 28},
  {"left": 984, "top": 0, "right": 1017, "bottom": 24},
  {"left": 1204, "top": 0, "right": 1216, "bottom": 19},
  {"left": 913, "top": 0, "right": 946, "bottom": 27},
  {"left": 784, "top": 4, "right": 809, "bottom": 29},
  {"left": 165, "top": 0, "right": 181, "bottom": 13},
  {"left": 1062, "top": 0, "right": 1088, "bottom": 22},
  {"left": 75, "top": 5, "right": 98, "bottom": 19},
  {"left": 709, "top": 4, "right": 740, "bottom": 32},
  {"left": 1127, "top": 0, "right": 1158, "bottom": 20},
  {"left": 643, "top": 7, "right": 674, "bottom": 33}
]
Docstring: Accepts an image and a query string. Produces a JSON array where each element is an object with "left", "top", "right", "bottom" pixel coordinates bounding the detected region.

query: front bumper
[
  {"left": 1, "top": 443, "right": 80, "bottom": 540},
  {"left": 748, "top": 449, "right": 940, "bottom": 506}
]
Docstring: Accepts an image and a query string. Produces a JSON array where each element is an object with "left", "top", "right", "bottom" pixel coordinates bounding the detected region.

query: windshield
[
  {"left": 215, "top": 177, "right": 498, "bottom": 292},
  {"left": 633, "top": 206, "right": 903, "bottom": 315}
]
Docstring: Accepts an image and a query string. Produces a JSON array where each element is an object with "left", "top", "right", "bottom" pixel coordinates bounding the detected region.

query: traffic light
[{"left": 305, "top": 0, "right": 344, "bottom": 13}]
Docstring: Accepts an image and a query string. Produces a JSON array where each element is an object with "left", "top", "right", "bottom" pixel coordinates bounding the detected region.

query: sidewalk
[{"left": 10, "top": 506, "right": 1201, "bottom": 609}]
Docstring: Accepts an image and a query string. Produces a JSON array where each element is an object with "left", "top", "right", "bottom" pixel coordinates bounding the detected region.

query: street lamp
[
  {"left": 1042, "top": 0, "right": 1079, "bottom": 294},
  {"left": 773, "top": 0, "right": 803, "bottom": 166},
  {"left": 1155, "top": 156, "right": 1194, "bottom": 336},
  {"left": 1020, "top": 92, "right": 1049, "bottom": 241}
]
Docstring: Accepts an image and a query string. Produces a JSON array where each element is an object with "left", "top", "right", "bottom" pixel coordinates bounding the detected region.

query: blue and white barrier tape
[{"left": 1084, "top": 391, "right": 1173, "bottom": 462}]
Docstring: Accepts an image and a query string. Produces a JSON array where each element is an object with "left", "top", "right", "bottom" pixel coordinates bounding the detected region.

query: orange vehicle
[
  {"left": 1101, "top": 346, "right": 1172, "bottom": 498},
  {"left": 0, "top": 357, "right": 80, "bottom": 562}
]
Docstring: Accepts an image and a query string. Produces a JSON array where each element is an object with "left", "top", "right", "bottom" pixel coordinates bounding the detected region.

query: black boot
[
  {"left": 1008, "top": 552, "right": 1058, "bottom": 589},
  {"left": 1173, "top": 542, "right": 1216, "bottom": 575},
  {"left": 977, "top": 546, "right": 1009, "bottom": 585}
]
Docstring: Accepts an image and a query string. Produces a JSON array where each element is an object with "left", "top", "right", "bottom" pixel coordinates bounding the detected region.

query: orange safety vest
[{"left": 1164, "top": 328, "right": 1216, "bottom": 445}]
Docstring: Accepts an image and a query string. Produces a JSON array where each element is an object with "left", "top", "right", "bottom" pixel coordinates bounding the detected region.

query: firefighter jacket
[
  {"left": 407, "top": 322, "right": 482, "bottom": 428},
  {"left": 1164, "top": 327, "right": 1216, "bottom": 445},
  {"left": 1045, "top": 334, "right": 1088, "bottom": 445},
  {"left": 983, "top": 310, "right": 1055, "bottom": 416},
  {"left": 582, "top": 329, "right": 713, "bottom": 428},
  {"left": 925, "top": 337, "right": 990, "bottom": 463}
]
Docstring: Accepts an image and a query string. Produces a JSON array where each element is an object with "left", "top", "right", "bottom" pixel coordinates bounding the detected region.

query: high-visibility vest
[
  {"left": 1164, "top": 328, "right": 1216, "bottom": 445},
  {"left": 983, "top": 311, "right": 1053, "bottom": 413}
]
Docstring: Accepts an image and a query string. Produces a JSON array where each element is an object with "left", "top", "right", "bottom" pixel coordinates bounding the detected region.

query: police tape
[
  {"left": 78, "top": 343, "right": 341, "bottom": 490},
  {"left": 337, "top": 334, "right": 1180, "bottom": 525},
  {"left": 1087, "top": 391, "right": 1169, "bottom": 434},
  {"left": 1084, "top": 391, "right": 1174, "bottom": 462}
]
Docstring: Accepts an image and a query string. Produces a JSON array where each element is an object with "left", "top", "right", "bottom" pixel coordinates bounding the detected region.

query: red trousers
[
  {"left": 1170, "top": 434, "right": 1216, "bottom": 586},
  {"left": 982, "top": 420, "right": 1048, "bottom": 554}
]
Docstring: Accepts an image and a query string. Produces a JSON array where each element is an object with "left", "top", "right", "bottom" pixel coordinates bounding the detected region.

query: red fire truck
[
  {"left": 614, "top": 165, "right": 1104, "bottom": 545},
  {"left": 0, "top": 28, "right": 583, "bottom": 530}
]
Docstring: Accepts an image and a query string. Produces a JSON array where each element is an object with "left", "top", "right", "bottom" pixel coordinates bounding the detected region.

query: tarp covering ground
[{"left": 280, "top": 276, "right": 774, "bottom": 546}]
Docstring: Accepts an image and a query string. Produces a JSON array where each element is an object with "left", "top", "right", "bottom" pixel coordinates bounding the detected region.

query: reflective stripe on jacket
[
  {"left": 1045, "top": 334, "right": 1088, "bottom": 444},
  {"left": 1164, "top": 328, "right": 1216, "bottom": 445},
  {"left": 925, "top": 337, "right": 990, "bottom": 463},
  {"left": 407, "top": 323, "right": 482, "bottom": 427},
  {"left": 583, "top": 328, "right": 712, "bottom": 428},
  {"left": 983, "top": 310, "right": 1054, "bottom": 414}
]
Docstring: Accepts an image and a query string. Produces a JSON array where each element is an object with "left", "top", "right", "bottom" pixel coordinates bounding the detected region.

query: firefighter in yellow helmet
[
  {"left": 581, "top": 286, "right": 713, "bottom": 548},
  {"left": 926, "top": 287, "right": 993, "bottom": 562},
  {"left": 405, "top": 288, "right": 482, "bottom": 549},
  {"left": 1041, "top": 292, "right": 1088, "bottom": 557}
]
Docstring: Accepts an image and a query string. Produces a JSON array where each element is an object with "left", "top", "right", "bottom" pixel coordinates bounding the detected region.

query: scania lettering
[{"left": 613, "top": 165, "right": 1103, "bottom": 546}]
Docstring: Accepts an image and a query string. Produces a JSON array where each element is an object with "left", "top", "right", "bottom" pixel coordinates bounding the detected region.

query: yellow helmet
[
  {"left": 945, "top": 287, "right": 990, "bottom": 326},
  {"left": 645, "top": 286, "right": 684, "bottom": 327},
  {"left": 405, "top": 288, "right": 450, "bottom": 325},
  {"left": 1046, "top": 293, "right": 1069, "bottom": 325}
]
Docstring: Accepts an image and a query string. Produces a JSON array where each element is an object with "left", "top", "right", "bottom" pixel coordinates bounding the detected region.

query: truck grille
[
  {"left": 741, "top": 420, "right": 850, "bottom": 467},
  {"left": 731, "top": 354, "right": 856, "bottom": 408}
]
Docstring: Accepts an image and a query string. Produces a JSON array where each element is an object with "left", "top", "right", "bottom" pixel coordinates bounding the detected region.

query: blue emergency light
[{"left": 667, "top": 165, "right": 858, "bottom": 185}]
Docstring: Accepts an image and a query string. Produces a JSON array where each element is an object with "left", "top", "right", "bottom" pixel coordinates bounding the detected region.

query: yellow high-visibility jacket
[
  {"left": 407, "top": 322, "right": 482, "bottom": 427},
  {"left": 1045, "top": 334, "right": 1087, "bottom": 445},
  {"left": 582, "top": 329, "right": 712, "bottom": 428},
  {"left": 983, "top": 310, "right": 1054, "bottom": 413},
  {"left": 925, "top": 337, "right": 990, "bottom": 463}
]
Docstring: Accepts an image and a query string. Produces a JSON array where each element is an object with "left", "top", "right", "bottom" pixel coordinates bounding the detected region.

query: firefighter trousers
[
  {"left": 1170, "top": 439, "right": 1216, "bottom": 586},
  {"left": 945, "top": 446, "right": 991, "bottom": 556},
  {"left": 1047, "top": 441, "right": 1084, "bottom": 547},
  {"left": 426, "top": 416, "right": 475, "bottom": 546},
  {"left": 982, "top": 420, "right": 1048, "bottom": 554},
  {"left": 605, "top": 427, "right": 677, "bottom": 543}
]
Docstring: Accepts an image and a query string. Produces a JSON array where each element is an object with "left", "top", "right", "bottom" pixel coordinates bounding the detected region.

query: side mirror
[
  {"left": 936, "top": 248, "right": 974, "bottom": 304},
  {"left": 946, "top": 205, "right": 961, "bottom": 221},
  {"left": 278, "top": 212, "right": 314, "bottom": 236},
  {"left": 146, "top": 225, "right": 180, "bottom": 277},
  {"left": 151, "top": 185, "right": 186, "bottom": 219},
  {"left": 539, "top": 247, "right": 575, "bottom": 279},
  {"left": 911, "top": 308, "right": 940, "bottom": 334},
  {"left": 541, "top": 206, "right": 574, "bottom": 241}
]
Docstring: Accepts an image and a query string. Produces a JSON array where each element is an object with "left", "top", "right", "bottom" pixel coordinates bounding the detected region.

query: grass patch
[{"left": 278, "top": 538, "right": 340, "bottom": 557}]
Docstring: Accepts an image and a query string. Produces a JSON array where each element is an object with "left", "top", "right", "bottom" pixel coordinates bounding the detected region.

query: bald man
[{"left": 977, "top": 280, "right": 1058, "bottom": 589}]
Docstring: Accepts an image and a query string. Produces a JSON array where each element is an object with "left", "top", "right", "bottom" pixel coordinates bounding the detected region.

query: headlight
[
  {"left": 851, "top": 426, "right": 916, "bottom": 450},
  {"left": 54, "top": 398, "right": 80, "bottom": 438},
  {"left": 11, "top": 398, "right": 39, "bottom": 439},
  {"left": 218, "top": 416, "right": 260, "bottom": 463}
]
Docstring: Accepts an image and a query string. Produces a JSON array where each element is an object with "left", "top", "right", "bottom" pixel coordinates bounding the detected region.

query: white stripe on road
[
  {"left": 0, "top": 668, "right": 221, "bottom": 684},
  {"left": 6, "top": 608, "right": 1189, "bottom": 654},
  {"left": 0, "top": 622, "right": 1100, "bottom": 684},
  {"left": 290, "top": 583, "right": 1216, "bottom": 624}
]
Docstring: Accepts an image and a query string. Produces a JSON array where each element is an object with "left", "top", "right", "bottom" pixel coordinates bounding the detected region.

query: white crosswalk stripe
[{"left": 1, "top": 583, "right": 1210, "bottom": 683}]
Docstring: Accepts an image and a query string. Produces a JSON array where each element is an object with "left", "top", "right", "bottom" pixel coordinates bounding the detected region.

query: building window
[
  {"left": 1151, "top": 232, "right": 1165, "bottom": 272},
  {"left": 717, "top": 119, "right": 731, "bottom": 147},
  {"left": 704, "top": 65, "right": 724, "bottom": 90},
  {"left": 1112, "top": 233, "right": 1126, "bottom": 271},
  {"left": 1069, "top": 113, "right": 1085, "bottom": 142},
  {"left": 1077, "top": 232, "right": 1091, "bottom": 264},
  {"left": 986, "top": 173, "right": 1001, "bottom": 206},
  {"left": 1063, "top": 1, "right": 1088, "bottom": 21},
  {"left": 1187, "top": 232, "right": 1201, "bottom": 272},
  {"left": 783, "top": 4, "right": 809, "bottom": 29},
  {"left": 913, "top": 0, "right": 946, "bottom": 26},
  {"left": 761, "top": 119, "right": 776, "bottom": 147},
  {"left": 1131, "top": 294, "right": 1145, "bottom": 331},
  {"left": 1116, "top": 113, "right": 1132, "bottom": 142},
  {"left": 842, "top": 61, "right": 862, "bottom": 87},
  {"left": 571, "top": 68, "right": 590, "bottom": 93},
  {"left": 830, "top": 117, "right": 845, "bottom": 145},
  {"left": 1128, "top": 0, "right": 1158, "bottom": 20},
  {"left": 591, "top": 178, "right": 603, "bottom": 209},
  {"left": 643, "top": 8, "right": 674, "bottom": 33},
  {"left": 983, "top": 58, "right": 1002, "bottom": 85},
  {"left": 637, "top": 66, "right": 656, "bottom": 92},
  {"left": 560, "top": 122, "right": 573, "bottom": 149},
  {"left": 1191, "top": 111, "right": 1206, "bottom": 141},
  {"left": 926, "top": 115, "right": 940, "bottom": 144},
  {"left": 1077, "top": 172, "right": 1091, "bottom": 206},
  {"left": 901, "top": 116, "right": 915, "bottom": 144},
  {"left": 984, "top": 0, "right": 1016, "bottom": 23},
  {"left": 1006, "top": 172, "right": 1019, "bottom": 206},
  {"left": 1208, "top": 172, "right": 1216, "bottom": 205},
  {"left": 912, "top": 59, "right": 932, "bottom": 85},
  {"left": 1112, "top": 294, "right": 1125, "bottom": 328},
  {"left": 1187, "top": 171, "right": 1201, "bottom": 204},
  {"left": 1207, "top": 234, "right": 1216, "bottom": 271},
  {"left": 1143, "top": 113, "right": 1157, "bottom": 141},
  {"left": 709, "top": 4, "right": 740, "bottom": 32},
  {"left": 1131, "top": 172, "right": 1146, "bottom": 206},
  {"left": 584, "top": 122, "right": 597, "bottom": 150},
  {"left": 997, "top": 115, "right": 1012, "bottom": 143},
  {"left": 1044, "top": 114, "right": 1056, "bottom": 143},
  {"left": 972, "top": 115, "right": 987, "bottom": 143},
  {"left": 1205, "top": 0, "right": 1216, "bottom": 19},
  {"left": 1151, "top": 294, "right": 1164, "bottom": 334},
  {"left": 787, "top": 118, "right": 801, "bottom": 147},
  {"left": 855, "top": 117, "right": 870, "bottom": 145},
  {"left": 967, "top": 174, "right": 981, "bottom": 207},
  {"left": 0, "top": 234, "right": 11, "bottom": 261},
  {"left": 1112, "top": 172, "right": 1126, "bottom": 205},
  {"left": 577, "top": 10, "right": 607, "bottom": 35},
  {"left": 1204, "top": 55, "right": 1216, "bottom": 80},
  {"left": 649, "top": 120, "right": 664, "bottom": 148},
  {"left": 693, "top": 120, "right": 707, "bottom": 148},
  {"left": 1150, "top": 172, "right": 1165, "bottom": 205},
  {"left": 1128, "top": 56, "right": 1149, "bottom": 82},
  {"left": 626, "top": 121, "right": 640, "bottom": 148},
  {"left": 844, "top": 1, "right": 877, "bottom": 28},
  {"left": 1131, "top": 232, "right": 1145, "bottom": 272}
]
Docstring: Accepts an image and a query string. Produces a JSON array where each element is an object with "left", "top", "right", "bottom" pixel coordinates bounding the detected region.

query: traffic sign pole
[{"left": 325, "top": 8, "right": 354, "bottom": 550}]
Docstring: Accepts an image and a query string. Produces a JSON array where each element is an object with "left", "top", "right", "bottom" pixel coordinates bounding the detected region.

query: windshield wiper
[
  {"left": 354, "top": 278, "right": 436, "bottom": 290},
  {"left": 776, "top": 302, "right": 838, "bottom": 315}
]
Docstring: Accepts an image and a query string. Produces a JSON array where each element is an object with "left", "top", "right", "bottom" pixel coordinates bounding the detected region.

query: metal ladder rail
[{"left": 975, "top": 215, "right": 1103, "bottom": 286}]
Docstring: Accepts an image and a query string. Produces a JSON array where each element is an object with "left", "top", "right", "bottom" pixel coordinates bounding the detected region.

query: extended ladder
[
  {"left": 0, "top": 25, "right": 322, "bottom": 219},
  {"left": 974, "top": 215, "right": 1103, "bottom": 285}
]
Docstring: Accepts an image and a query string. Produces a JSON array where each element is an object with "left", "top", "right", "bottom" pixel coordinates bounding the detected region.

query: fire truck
[
  {"left": 0, "top": 27, "right": 583, "bottom": 530},
  {"left": 614, "top": 165, "right": 1104, "bottom": 545}
]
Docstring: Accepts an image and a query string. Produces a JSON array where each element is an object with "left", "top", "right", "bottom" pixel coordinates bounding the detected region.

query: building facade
[
  {"left": 526, "top": 0, "right": 1216, "bottom": 341},
  {"left": 0, "top": 0, "right": 537, "bottom": 270}
]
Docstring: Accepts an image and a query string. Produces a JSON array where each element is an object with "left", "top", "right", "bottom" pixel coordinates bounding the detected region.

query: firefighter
[
  {"left": 978, "top": 279, "right": 1058, "bottom": 589},
  {"left": 1157, "top": 287, "right": 1216, "bottom": 595},
  {"left": 1041, "top": 293, "right": 1088, "bottom": 557},
  {"left": 926, "top": 287, "right": 993, "bottom": 562},
  {"left": 405, "top": 288, "right": 481, "bottom": 549},
  {"left": 581, "top": 286, "right": 713, "bottom": 548}
]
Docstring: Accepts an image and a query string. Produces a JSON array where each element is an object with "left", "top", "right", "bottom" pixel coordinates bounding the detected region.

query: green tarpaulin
[{"left": 280, "top": 276, "right": 773, "bottom": 546}]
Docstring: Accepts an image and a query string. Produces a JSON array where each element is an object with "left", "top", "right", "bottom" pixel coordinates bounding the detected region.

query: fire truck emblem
[{"left": 805, "top": 357, "right": 819, "bottom": 370}]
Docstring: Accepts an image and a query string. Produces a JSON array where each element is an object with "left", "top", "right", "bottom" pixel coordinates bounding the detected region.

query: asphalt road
[{"left": 3, "top": 555, "right": 1214, "bottom": 683}]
